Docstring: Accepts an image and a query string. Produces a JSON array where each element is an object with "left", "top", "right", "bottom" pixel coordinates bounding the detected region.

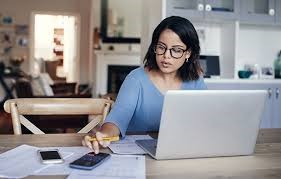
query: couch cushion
[
  {"left": 30, "top": 77, "right": 45, "bottom": 96},
  {"left": 38, "top": 73, "right": 54, "bottom": 96}
]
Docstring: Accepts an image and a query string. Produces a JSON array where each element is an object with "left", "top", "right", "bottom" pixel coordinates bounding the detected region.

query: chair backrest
[{"left": 4, "top": 98, "right": 113, "bottom": 135}]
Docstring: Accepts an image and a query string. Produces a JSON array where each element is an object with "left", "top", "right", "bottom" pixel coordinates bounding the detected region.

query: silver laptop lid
[{"left": 155, "top": 90, "right": 267, "bottom": 160}]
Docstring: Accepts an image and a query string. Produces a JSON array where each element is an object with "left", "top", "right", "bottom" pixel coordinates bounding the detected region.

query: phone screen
[
  {"left": 38, "top": 149, "right": 64, "bottom": 164},
  {"left": 39, "top": 151, "right": 62, "bottom": 160},
  {"left": 69, "top": 152, "right": 110, "bottom": 170}
]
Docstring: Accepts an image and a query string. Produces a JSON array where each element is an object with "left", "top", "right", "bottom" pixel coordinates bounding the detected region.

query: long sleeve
[{"left": 104, "top": 73, "right": 140, "bottom": 137}]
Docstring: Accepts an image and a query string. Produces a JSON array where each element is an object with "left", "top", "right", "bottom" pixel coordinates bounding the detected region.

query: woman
[{"left": 83, "top": 16, "right": 207, "bottom": 153}]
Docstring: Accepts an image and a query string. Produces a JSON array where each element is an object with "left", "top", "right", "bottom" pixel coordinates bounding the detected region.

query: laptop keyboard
[
  {"left": 136, "top": 139, "right": 157, "bottom": 156},
  {"left": 140, "top": 139, "right": 157, "bottom": 147}
]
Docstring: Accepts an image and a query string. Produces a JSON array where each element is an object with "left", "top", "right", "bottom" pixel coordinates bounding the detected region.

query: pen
[{"left": 88, "top": 136, "right": 120, "bottom": 142}]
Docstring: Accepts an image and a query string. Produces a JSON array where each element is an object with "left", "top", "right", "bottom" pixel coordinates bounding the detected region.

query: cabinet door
[
  {"left": 204, "top": 0, "right": 240, "bottom": 20},
  {"left": 275, "top": 0, "right": 281, "bottom": 25},
  {"left": 272, "top": 85, "right": 281, "bottom": 128},
  {"left": 166, "top": 0, "right": 205, "bottom": 20},
  {"left": 240, "top": 0, "right": 276, "bottom": 25},
  {"left": 239, "top": 83, "right": 274, "bottom": 128}
]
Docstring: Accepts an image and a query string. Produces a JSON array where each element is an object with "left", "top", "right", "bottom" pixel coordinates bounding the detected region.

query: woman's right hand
[{"left": 82, "top": 131, "right": 111, "bottom": 154}]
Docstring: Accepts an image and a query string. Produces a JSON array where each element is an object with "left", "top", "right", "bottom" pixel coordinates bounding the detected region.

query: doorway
[{"left": 30, "top": 12, "right": 80, "bottom": 83}]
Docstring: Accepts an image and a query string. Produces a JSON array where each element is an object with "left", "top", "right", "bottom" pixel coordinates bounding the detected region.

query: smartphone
[
  {"left": 69, "top": 152, "right": 110, "bottom": 170},
  {"left": 38, "top": 149, "right": 64, "bottom": 164}
]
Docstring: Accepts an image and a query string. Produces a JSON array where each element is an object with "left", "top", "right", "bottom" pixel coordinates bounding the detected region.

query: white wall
[
  {"left": 76, "top": 0, "right": 91, "bottom": 83},
  {"left": 141, "top": 0, "right": 165, "bottom": 61},
  {"left": 0, "top": 0, "right": 91, "bottom": 83},
  {"left": 194, "top": 22, "right": 221, "bottom": 56},
  {"left": 194, "top": 22, "right": 237, "bottom": 78},
  {"left": 237, "top": 25, "right": 281, "bottom": 72},
  {"left": 92, "top": 0, "right": 101, "bottom": 29}
]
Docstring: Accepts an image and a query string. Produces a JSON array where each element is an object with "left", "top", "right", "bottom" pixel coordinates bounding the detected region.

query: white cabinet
[
  {"left": 166, "top": 0, "right": 240, "bottom": 21},
  {"left": 240, "top": 0, "right": 279, "bottom": 25},
  {"left": 142, "top": 0, "right": 281, "bottom": 79},
  {"left": 205, "top": 80, "right": 281, "bottom": 128},
  {"left": 272, "top": 84, "right": 281, "bottom": 127},
  {"left": 239, "top": 83, "right": 281, "bottom": 128},
  {"left": 238, "top": 83, "right": 274, "bottom": 128},
  {"left": 206, "top": 80, "right": 240, "bottom": 90},
  {"left": 276, "top": 0, "right": 281, "bottom": 25},
  {"left": 166, "top": 0, "right": 281, "bottom": 25},
  {"left": 166, "top": 0, "right": 204, "bottom": 21}
]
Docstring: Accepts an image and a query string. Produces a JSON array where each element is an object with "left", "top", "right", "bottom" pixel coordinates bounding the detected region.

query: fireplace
[
  {"left": 107, "top": 65, "right": 139, "bottom": 93},
  {"left": 92, "top": 51, "right": 141, "bottom": 97}
]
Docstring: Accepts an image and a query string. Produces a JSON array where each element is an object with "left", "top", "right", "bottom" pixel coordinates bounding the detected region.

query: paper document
[
  {"left": 0, "top": 143, "right": 146, "bottom": 178},
  {"left": 109, "top": 135, "right": 153, "bottom": 154},
  {"left": 0, "top": 145, "right": 72, "bottom": 178},
  {"left": 0, "top": 145, "right": 41, "bottom": 178},
  {"left": 0, "top": 145, "right": 90, "bottom": 178},
  {"left": 67, "top": 154, "right": 145, "bottom": 179},
  {"left": 34, "top": 146, "right": 91, "bottom": 176}
]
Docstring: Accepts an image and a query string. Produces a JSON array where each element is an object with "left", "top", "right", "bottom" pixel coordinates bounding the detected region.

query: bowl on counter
[{"left": 238, "top": 70, "right": 252, "bottom": 79}]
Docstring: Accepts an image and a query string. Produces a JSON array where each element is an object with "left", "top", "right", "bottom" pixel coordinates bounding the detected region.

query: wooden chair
[{"left": 3, "top": 98, "right": 113, "bottom": 135}]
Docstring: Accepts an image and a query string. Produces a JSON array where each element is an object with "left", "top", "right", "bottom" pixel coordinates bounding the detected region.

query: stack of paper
[
  {"left": 0, "top": 143, "right": 146, "bottom": 179},
  {"left": 109, "top": 135, "right": 153, "bottom": 154},
  {"left": 0, "top": 145, "right": 82, "bottom": 178},
  {"left": 67, "top": 154, "right": 145, "bottom": 179}
]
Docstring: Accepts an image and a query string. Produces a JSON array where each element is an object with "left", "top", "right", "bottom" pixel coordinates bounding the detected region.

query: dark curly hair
[{"left": 143, "top": 16, "right": 202, "bottom": 81}]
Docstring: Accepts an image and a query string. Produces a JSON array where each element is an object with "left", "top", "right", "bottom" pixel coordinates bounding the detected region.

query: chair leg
[
  {"left": 102, "top": 103, "right": 111, "bottom": 122},
  {"left": 19, "top": 116, "right": 45, "bottom": 134},
  {"left": 10, "top": 102, "right": 22, "bottom": 135}
]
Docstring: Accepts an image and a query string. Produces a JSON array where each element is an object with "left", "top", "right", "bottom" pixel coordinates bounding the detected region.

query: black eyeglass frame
[{"left": 154, "top": 44, "right": 188, "bottom": 59}]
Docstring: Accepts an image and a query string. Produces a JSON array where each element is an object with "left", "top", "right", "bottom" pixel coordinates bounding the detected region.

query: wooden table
[{"left": 0, "top": 129, "right": 281, "bottom": 179}]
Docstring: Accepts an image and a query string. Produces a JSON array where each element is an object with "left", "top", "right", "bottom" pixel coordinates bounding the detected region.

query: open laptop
[{"left": 136, "top": 90, "right": 267, "bottom": 160}]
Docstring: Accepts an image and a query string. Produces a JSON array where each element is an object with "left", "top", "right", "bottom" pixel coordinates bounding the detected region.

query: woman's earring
[{"left": 185, "top": 58, "right": 189, "bottom": 63}]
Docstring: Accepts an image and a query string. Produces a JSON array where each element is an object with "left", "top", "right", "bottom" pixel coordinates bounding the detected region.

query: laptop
[{"left": 136, "top": 90, "right": 267, "bottom": 160}]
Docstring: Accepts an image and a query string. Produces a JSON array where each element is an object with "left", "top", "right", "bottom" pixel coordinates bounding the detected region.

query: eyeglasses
[{"left": 154, "top": 43, "right": 187, "bottom": 59}]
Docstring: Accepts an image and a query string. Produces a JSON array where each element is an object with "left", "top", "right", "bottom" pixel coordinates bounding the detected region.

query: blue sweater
[{"left": 104, "top": 67, "right": 207, "bottom": 137}]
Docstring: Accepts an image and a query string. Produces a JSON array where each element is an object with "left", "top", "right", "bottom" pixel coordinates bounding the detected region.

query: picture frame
[
  {"left": 15, "top": 36, "right": 28, "bottom": 47},
  {"left": 0, "top": 30, "right": 14, "bottom": 45},
  {"left": 1, "top": 15, "right": 13, "bottom": 25},
  {"left": 15, "top": 25, "right": 29, "bottom": 35}
]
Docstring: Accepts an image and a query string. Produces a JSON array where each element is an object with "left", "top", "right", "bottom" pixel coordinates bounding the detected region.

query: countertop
[{"left": 204, "top": 78, "right": 281, "bottom": 84}]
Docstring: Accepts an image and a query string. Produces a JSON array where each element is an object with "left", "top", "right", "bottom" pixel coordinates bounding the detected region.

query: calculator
[{"left": 69, "top": 152, "right": 110, "bottom": 170}]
